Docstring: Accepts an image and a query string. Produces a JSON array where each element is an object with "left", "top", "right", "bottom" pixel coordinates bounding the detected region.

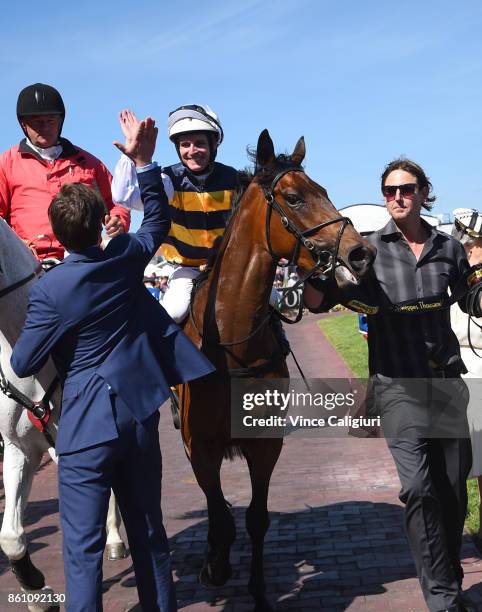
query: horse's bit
[{"left": 0, "top": 263, "right": 58, "bottom": 448}]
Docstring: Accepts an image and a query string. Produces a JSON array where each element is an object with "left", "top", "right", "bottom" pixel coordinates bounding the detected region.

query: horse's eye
[{"left": 284, "top": 193, "right": 303, "bottom": 207}]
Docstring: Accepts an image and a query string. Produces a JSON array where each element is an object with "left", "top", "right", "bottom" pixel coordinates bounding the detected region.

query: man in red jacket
[{"left": 0, "top": 83, "right": 130, "bottom": 260}]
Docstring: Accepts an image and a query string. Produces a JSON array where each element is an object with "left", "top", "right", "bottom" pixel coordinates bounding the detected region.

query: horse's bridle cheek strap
[
  {"left": 264, "top": 168, "right": 353, "bottom": 276},
  {"left": 264, "top": 196, "right": 298, "bottom": 264}
]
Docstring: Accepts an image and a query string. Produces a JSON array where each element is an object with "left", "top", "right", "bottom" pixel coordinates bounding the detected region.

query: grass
[
  {"left": 317, "top": 312, "right": 369, "bottom": 379},
  {"left": 316, "top": 310, "right": 480, "bottom": 536},
  {"left": 467, "top": 478, "right": 480, "bottom": 536}
]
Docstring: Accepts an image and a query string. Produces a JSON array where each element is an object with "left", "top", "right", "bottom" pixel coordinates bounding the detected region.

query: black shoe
[
  {"left": 441, "top": 593, "right": 478, "bottom": 612},
  {"left": 457, "top": 593, "right": 477, "bottom": 612}
]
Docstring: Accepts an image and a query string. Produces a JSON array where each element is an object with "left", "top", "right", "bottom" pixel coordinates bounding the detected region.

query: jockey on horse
[{"left": 112, "top": 104, "right": 290, "bottom": 349}]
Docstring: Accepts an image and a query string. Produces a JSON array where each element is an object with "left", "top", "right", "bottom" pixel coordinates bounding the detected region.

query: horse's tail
[{"left": 223, "top": 444, "right": 244, "bottom": 461}]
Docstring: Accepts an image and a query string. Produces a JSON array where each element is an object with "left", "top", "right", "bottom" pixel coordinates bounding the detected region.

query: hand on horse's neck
[{"left": 396, "top": 218, "right": 429, "bottom": 261}]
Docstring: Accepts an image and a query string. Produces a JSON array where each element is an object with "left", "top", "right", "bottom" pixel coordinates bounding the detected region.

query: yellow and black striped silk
[{"left": 161, "top": 162, "right": 239, "bottom": 267}]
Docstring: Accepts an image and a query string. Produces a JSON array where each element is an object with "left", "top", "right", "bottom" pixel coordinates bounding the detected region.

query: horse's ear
[
  {"left": 291, "top": 136, "right": 305, "bottom": 165},
  {"left": 256, "top": 129, "right": 275, "bottom": 168}
]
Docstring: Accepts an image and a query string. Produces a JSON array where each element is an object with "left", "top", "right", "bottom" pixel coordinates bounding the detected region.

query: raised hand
[
  {"left": 115, "top": 110, "right": 140, "bottom": 149},
  {"left": 113, "top": 110, "right": 158, "bottom": 168}
]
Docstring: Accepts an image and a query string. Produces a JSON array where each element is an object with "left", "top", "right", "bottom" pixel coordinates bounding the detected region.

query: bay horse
[
  {"left": 0, "top": 219, "right": 126, "bottom": 611},
  {"left": 178, "top": 129, "right": 375, "bottom": 610}
]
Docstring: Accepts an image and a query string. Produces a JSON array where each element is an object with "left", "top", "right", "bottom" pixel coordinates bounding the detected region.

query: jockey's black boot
[{"left": 270, "top": 310, "right": 291, "bottom": 357}]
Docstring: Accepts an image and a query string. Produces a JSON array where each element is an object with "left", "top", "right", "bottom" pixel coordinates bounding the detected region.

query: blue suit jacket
[{"left": 11, "top": 167, "right": 214, "bottom": 454}]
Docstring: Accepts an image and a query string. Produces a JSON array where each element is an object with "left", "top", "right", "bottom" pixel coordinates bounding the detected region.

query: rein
[{"left": 0, "top": 362, "right": 58, "bottom": 448}]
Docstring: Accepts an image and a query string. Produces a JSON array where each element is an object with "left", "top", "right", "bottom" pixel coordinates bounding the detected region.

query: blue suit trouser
[{"left": 58, "top": 400, "right": 177, "bottom": 611}]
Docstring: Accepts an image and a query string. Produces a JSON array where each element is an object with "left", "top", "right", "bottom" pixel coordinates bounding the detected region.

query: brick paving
[{"left": 1, "top": 312, "right": 482, "bottom": 611}]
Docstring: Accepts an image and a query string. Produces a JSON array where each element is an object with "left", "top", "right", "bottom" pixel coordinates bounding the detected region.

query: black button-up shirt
[{"left": 341, "top": 219, "right": 470, "bottom": 377}]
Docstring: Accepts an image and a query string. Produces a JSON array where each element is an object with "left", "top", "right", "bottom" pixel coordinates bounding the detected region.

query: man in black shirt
[{"left": 305, "top": 158, "right": 481, "bottom": 612}]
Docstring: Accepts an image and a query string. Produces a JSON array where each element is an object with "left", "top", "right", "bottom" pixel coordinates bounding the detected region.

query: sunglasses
[{"left": 382, "top": 183, "right": 418, "bottom": 200}]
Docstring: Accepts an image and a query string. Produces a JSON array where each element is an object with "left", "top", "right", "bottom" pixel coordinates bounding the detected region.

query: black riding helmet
[{"left": 16, "top": 83, "right": 65, "bottom": 138}]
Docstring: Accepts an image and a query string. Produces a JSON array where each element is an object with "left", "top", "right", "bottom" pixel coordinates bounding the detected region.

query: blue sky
[{"left": 2, "top": 0, "right": 482, "bottom": 226}]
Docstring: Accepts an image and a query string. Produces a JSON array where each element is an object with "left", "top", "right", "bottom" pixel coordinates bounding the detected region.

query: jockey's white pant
[
  {"left": 161, "top": 265, "right": 202, "bottom": 323},
  {"left": 162, "top": 264, "right": 282, "bottom": 324}
]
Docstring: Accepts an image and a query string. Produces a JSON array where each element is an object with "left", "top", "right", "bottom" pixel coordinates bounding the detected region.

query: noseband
[{"left": 264, "top": 167, "right": 352, "bottom": 282}]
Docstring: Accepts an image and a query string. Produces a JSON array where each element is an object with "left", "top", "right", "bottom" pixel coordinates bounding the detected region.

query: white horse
[{"left": 0, "top": 218, "right": 126, "bottom": 610}]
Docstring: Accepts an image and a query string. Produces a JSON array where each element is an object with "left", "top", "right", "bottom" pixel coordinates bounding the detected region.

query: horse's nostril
[{"left": 348, "top": 246, "right": 375, "bottom": 273}]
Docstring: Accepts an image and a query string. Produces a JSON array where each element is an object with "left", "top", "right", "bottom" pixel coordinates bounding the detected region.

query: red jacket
[{"left": 0, "top": 138, "right": 130, "bottom": 260}]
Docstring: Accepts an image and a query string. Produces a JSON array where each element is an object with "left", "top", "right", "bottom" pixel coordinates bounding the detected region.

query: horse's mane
[
  {"left": 206, "top": 149, "right": 304, "bottom": 269},
  {"left": 239, "top": 146, "right": 304, "bottom": 189}
]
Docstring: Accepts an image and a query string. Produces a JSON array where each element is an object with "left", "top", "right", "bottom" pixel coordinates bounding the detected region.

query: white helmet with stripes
[{"left": 167, "top": 104, "right": 223, "bottom": 145}]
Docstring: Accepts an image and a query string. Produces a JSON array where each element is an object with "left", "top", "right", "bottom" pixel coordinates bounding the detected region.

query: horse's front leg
[
  {"left": 105, "top": 490, "right": 127, "bottom": 560},
  {"left": 0, "top": 439, "right": 45, "bottom": 590},
  {"left": 190, "top": 440, "right": 236, "bottom": 588},
  {"left": 243, "top": 438, "right": 283, "bottom": 612}
]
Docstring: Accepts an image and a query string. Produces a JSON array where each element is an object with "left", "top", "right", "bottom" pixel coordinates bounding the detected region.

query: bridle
[
  {"left": 189, "top": 167, "right": 354, "bottom": 349},
  {"left": 264, "top": 166, "right": 353, "bottom": 285},
  {"left": 0, "top": 263, "right": 58, "bottom": 448}
]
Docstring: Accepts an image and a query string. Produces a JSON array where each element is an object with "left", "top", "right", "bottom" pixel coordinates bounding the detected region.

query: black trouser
[
  {"left": 387, "top": 437, "right": 471, "bottom": 611},
  {"left": 376, "top": 376, "right": 472, "bottom": 611}
]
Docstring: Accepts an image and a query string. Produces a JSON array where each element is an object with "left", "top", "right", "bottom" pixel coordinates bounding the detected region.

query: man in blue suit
[{"left": 11, "top": 115, "right": 214, "bottom": 611}]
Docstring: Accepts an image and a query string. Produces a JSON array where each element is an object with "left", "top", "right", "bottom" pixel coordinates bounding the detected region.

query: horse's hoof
[
  {"left": 28, "top": 604, "right": 59, "bottom": 612},
  {"left": 11, "top": 552, "right": 45, "bottom": 590},
  {"left": 199, "top": 560, "right": 232, "bottom": 588},
  {"left": 106, "top": 542, "right": 128, "bottom": 560},
  {"left": 28, "top": 605, "right": 59, "bottom": 612},
  {"left": 23, "top": 586, "right": 58, "bottom": 612}
]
